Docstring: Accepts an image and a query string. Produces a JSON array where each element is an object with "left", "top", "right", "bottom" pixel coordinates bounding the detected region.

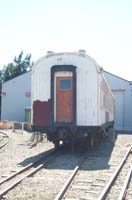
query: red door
[{"left": 56, "top": 77, "right": 73, "bottom": 123}]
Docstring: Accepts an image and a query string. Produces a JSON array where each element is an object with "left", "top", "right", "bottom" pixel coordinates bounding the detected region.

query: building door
[
  {"left": 56, "top": 77, "right": 73, "bottom": 123},
  {"left": 112, "top": 90, "right": 125, "bottom": 130}
]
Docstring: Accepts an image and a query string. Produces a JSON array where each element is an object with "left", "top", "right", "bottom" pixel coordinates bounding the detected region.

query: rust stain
[{"left": 33, "top": 99, "right": 51, "bottom": 126}]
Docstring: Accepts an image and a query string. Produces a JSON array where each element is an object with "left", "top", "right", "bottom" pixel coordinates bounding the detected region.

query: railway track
[
  {"left": 124, "top": 165, "right": 132, "bottom": 200},
  {"left": 53, "top": 145, "right": 132, "bottom": 200},
  {"left": 0, "top": 148, "right": 56, "bottom": 199},
  {"left": 98, "top": 146, "right": 132, "bottom": 200},
  {"left": 1, "top": 134, "right": 132, "bottom": 200},
  {"left": 53, "top": 140, "right": 114, "bottom": 200},
  {"left": 0, "top": 131, "right": 10, "bottom": 149},
  {"left": 1, "top": 144, "right": 90, "bottom": 200},
  {"left": 52, "top": 142, "right": 132, "bottom": 200}
]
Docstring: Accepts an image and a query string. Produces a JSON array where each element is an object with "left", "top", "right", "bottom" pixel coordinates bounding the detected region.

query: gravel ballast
[
  {"left": 0, "top": 130, "right": 132, "bottom": 200},
  {"left": 0, "top": 130, "right": 53, "bottom": 178}
]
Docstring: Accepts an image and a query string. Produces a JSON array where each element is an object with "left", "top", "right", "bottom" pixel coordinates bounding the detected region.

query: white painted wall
[
  {"left": 99, "top": 74, "right": 114, "bottom": 125},
  {"left": 103, "top": 71, "right": 132, "bottom": 130},
  {"left": 32, "top": 52, "right": 114, "bottom": 126},
  {"left": 1, "top": 72, "right": 31, "bottom": 122}
]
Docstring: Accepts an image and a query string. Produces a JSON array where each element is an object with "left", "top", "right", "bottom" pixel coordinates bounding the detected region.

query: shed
[
  {"left": 103, "top": 71, "right": 132, "bottom": 130},
  {"left": 1, "top": 72, "right": 31, "bottom": 122}
]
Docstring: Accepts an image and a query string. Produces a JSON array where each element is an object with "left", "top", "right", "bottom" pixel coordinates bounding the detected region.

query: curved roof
[{"left": 33, "top": 51, "right": 101, "bottom": 73}]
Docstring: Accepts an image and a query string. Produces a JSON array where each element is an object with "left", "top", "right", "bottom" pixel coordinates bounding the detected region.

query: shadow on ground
[{"left": 17, "top": 132, "right": 123, "bottom": 172}]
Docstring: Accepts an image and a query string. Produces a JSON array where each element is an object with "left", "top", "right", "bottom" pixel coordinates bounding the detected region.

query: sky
[{"left": 0, "top": 0, "right": 132, "bottom": 80}]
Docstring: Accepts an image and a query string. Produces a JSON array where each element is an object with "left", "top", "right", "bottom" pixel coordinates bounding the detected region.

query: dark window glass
[{"left": 60, "top": 79, "right": 71, "bottom": 89}]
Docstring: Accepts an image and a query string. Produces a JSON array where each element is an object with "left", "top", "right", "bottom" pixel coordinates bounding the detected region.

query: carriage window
[{"left": 60, "top": 79, "right": 71, "bottom": 89}]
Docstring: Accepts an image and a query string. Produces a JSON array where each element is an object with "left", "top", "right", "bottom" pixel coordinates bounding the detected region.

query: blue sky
[{"left": 0, "top": 0, "right": 132, "bottom": 80}]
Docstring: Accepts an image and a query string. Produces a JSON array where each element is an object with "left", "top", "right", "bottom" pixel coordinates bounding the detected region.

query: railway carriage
[{"left": 32, "top": 50, "right": 114, "bottom": 148}]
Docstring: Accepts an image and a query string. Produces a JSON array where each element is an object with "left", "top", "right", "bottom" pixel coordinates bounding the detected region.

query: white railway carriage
[{"left": 32, "top": 50, "right": 114, "bottom": 147}]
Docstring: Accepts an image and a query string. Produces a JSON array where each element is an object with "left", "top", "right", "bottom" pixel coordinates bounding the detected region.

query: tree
[{"left": 1, "top": 51, "right": 33, "bottom": 82}]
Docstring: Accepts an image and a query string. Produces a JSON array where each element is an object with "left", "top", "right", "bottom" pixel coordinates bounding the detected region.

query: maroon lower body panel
[{"left": 33, "top": 99, "right": 51, "bottom": 126}]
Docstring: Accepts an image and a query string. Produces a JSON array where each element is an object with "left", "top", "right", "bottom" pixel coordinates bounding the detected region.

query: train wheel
[
  {"left": 54, "top": 140, "right": 59, "bottom": 149},
  {"left": 90, "top": 135, "right": 94, "bottom": 146},
  {"left": 108, "top": 128, "right": 116, "bottom": 144}
]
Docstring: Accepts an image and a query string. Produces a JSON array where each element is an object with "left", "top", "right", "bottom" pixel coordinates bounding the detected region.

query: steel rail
[
  {"left": 118, "top": 162, "right": 132, "bottom": 200},
  {"left": 54, "top": 152, "right": 88, "bottom": 200},
  {"left": 97, "top": 146, "right": 132, "bottom": 200},
  {"left": 0, "top": 148, "right": 55, "bottom": 185},
  {"left": 0, "top": 148, "right": 56, "bottom": 198},
  {"left": 0, "top": 131, "right": 9, "bottom": 149}
]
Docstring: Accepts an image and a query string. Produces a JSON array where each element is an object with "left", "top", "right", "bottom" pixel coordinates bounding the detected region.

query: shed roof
[
  {"left": 2, "top": 71, "right": 31, "bottom": 84},
  {"left": 103, "top": 70, "right": 131, "bottom": 83}
]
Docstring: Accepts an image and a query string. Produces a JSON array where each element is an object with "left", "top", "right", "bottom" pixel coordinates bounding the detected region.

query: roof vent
[
  {"left": 47, "top": 51, "right": 54, "bottom": 56},
  {"left": 78, "top": 49, "right": 86, "bottom": 55}
]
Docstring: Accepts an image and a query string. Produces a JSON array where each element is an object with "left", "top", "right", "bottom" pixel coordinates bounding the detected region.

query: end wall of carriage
[{"left": 32, "top": 53, "right": 114, "bottom": 128}]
